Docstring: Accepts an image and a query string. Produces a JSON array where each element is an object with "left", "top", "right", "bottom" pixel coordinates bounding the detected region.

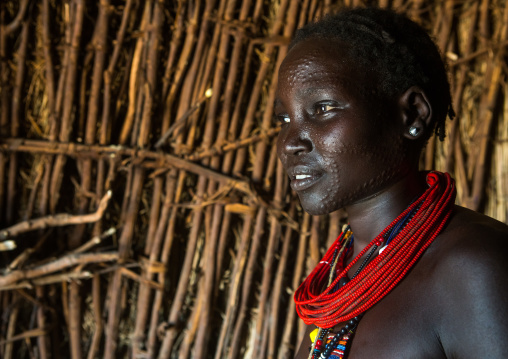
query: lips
[{"left": 287, "top": 166, "right": 324, "bottom": 191}]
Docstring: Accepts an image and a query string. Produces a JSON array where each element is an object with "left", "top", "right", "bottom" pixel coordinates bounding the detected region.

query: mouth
[{"left": 288, "top": 167, "right": 324, "bottom": 191}]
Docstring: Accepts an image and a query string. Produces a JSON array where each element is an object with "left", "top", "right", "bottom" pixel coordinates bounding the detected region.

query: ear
[{"left": 399, "top": 86, "right": 433, "bottom": 140}]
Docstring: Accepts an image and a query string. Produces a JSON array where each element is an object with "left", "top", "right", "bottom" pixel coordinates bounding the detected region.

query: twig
[
  {"left": 278, "top": 212, "right": 310, "bottom": 358},
  {"left": 0, "top": 191, "right": 112, "bottom": 240},
  {"left": 118, "top": 2, "right": 150, "bottom": 146},
  {"left": 4, "top": 297, "right": 20, "bottom": 359},
  {"left": 271, "top": 202, "right": 296, "bottom": 359},
  {"left": 4, "top": 0, "right": 30, "bottom": 35},
  {"left": 6, "top": 231, "right": 53, "bottom": 272},
  {"left": 86, "top": 274, "right": 103, "bottom": 359},
  {"left": 466, "top": 2, "right": 508, "bottom": 210},
  {"left": 49, "top": 0, "right": 85, "bottom": 213},
  {"left": 0, "top": 327, "right": 46, "bottom": 346},
  {"left": 42, "top": 0, "right": 57, "bottom": 137},
  {"left": 0, "top": 271, "right": 94, "bottom": 291},
  {"left": 7, "top": 19, "right": 29, "bottom": 223},
  {"left": 0, "top": 241, "right": 16, "bottom": 251},
  {"left": 36, "top": 286, "right": 49, "bottom": 359},
  {"left": 71, "top": 227, "right": 116, "bottom": 254},
  {"left": 0, "top": 139, "right": 252, "bottom": 196},
  {"left": 119, "top": 267, "right": 163, "bottom": 290},
  {"left": 185, "top": 126, "right": 280, "bottom": 161},
  {"left": 154, "top": 89, "right": 213, "bottom": 149},
  {"left": 0, "top": 252, "right": 118, "bottom": 287},
  {"left": 450, "top": 40, "right": 508, "bottom": 67}
]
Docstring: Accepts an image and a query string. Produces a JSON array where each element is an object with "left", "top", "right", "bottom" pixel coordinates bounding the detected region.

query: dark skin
[{"left": 275, "top": 37, "right": 508, "bottom": 358}]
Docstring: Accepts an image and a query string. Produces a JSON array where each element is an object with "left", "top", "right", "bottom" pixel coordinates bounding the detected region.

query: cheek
[
  {"left": 315, "top": 135, "right": 408, "bottom": 210},
  {"left": 321, "top": 132, "right": 341, "bottom": 150}
]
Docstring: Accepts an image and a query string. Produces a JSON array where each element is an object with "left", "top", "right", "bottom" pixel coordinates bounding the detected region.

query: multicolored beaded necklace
[{"left": 297, "top": 172, "right": 457, "bottom": 359}]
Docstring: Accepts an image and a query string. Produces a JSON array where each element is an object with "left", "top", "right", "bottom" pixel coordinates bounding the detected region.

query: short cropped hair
[{"left": 290, "top": 7, "right": 454, "bottom": 141}]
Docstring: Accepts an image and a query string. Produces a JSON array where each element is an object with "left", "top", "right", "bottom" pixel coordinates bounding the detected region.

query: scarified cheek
[
  {"left": 321, "top": 133, "right": 342, "bottom": 149},
  {"left": 315, "top": 138, "right": 407, "bottom": 211}
]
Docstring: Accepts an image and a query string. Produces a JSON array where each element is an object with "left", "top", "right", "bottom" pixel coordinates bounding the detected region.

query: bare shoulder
[
  {"left": 432, "top": 205, "right": 508, "bottom": 300},
  {"left": 428, "top": 205, "right": 508, "bottom": 358},
  {"left": 434, "top": 205, "right": 508, "bottom": 271},
  {"left": 445, "top": 205, "right": 507, "bottom": 237}
]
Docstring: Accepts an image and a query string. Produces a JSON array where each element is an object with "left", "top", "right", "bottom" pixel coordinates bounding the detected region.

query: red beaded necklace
[{"left": 294, "top": 171, "right": 456, "bottom": 329}]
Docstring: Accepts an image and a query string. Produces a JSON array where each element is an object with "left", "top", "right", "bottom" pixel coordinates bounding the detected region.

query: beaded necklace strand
[
  {"left": 307, "top": 228, "right": 354, "bottom": 359},
  {"left": 299, "top": 171, "right": 456, "bottom": 359},
  {"left": 308, "top": 206, "right": 417, "bottom": 359}
]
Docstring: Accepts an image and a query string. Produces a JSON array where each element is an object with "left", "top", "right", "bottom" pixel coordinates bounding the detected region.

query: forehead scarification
[
  {"left": 278, "top": 39, "right": 373, "bottom": 102},
  {"left": 280, "top": 52, "right": 324, "bottom": 88}
]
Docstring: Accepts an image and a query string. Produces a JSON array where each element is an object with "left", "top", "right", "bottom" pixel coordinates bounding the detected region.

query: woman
[{"left": 274, "top": 7, "right": 508, "bottom": 359}]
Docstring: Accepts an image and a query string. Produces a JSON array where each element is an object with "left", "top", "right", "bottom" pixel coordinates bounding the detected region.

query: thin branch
[
  {"left": 4, "top": 0, "right": 30, "bottom": 35},
  {"left": 0, "top": 191, "right": 112, "bottom": 240},
  {"left": 0, "top": 252, "right": 119, "bottom": 287},
  {"left": 0, "top": 327, "right": 47, "bottom": 346},
  {"left": 185, "top": 126, "right": 280, "bottom": 161},
  {"left": 0, "top": 139, "right": 252, "bottom": 195}
]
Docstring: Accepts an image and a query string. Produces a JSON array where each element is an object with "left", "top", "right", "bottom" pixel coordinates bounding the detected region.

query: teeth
[{"left": 295, "top": 174, "right": 311, "bottom": 180}]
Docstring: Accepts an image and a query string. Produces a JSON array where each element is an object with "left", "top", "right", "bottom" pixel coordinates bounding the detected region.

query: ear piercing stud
[{"left": 409, "top": 126, "right": 420, "bottom": 137}]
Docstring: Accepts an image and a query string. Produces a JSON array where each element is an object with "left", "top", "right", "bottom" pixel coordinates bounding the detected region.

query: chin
[{"left": 298, "top": 195, "right": 342, "bottom": 216}]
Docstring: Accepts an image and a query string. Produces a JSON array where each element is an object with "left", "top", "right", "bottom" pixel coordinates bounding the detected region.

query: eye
[
  {"left": 275, "top": 113, "right": 290, "bottom": 124},
  {"left": 315, "top": 103, "right": 339, "bottom": 114}
]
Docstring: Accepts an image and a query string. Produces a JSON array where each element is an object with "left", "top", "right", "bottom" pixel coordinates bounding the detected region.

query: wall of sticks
[{"left": 0, "top": 0, "right": 507, "bottom": 358}]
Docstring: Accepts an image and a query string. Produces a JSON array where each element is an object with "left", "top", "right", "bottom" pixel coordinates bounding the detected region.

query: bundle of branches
[{"left": 0, "top": 0, "right": 506, "bottom": 358}]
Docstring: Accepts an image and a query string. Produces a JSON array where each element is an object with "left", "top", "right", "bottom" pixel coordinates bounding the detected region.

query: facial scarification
[
  {"left": 312, "top": 136, "right": 406, "bottom": 212},
  {"left": 275, "top": 37, "right": 410, "bottom": 215}
]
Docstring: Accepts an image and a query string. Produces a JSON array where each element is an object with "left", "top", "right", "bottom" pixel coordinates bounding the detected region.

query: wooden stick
[
  {"left": 0, "top": 271, "right": 94, "bottom": 291},
  {"left": 3, "top": 294, "right": 20, "bottom": 359},
  {"left": 278, "top": 212, "right": 310, "bottom": 359},
  {"left": 71, "top": 15, "right": 104, "bottom": 346},
  {"left": 466, "top": 2, "right": 508, "bottom": 210},
  {"left": 252, "top": 161, "right": 284, "bottom": 359},
  {"left": 69, "top": 280, "right": 82, "bottom": 359},
  {"left": 118, "top": 2, "right": 150, "bottom": 146},
  {"left": 7, "top": 19, "right": 29, "bottom": 224},
  {"left": 270, "top": 201, "right": 296, "bottom": 359},
  {"left": 0, "top": 191, "right": 111, "bottom": 240},
  {"left": 228, "top": 208, "right": 265, "bottom": 359},
  {"left": 70, "top": 0, "right": 111, "bottom": 248},
  {"left": 158, "top": 175, "right": 208, "bottom": 357},
  {"left": 213, "top": 214, "right": 254, "bottom": 359},
  {"left": 35, "top": 286, "right": 49, "bottom": 359},
  {"left": 0, "top": 252, "right": 118, "bottom": 287},
  {"left": 193, "top": 1, "right": 243, "bottom": 355},
  {"left": 71, "top": 227, "right": 116, "bottom": 255},
  {"left": 0, "top": 327, "right": 47, "bottom": 346},
  {"left": 103, "top": 166, "right": 144, "bottom": 358},
  {"left": 0, "top": 139, "right": 253, "bottom": 195},
  {"left": 42, "top": 0, "right": 57, "bottom": 138},
  {"left": 86, "top": 274, "right": 103, "bottom": 359},
  {"left": 137, "top": 0, "right": 163, "bottom": 149},
  {"left": 132, "top": 172, "right": 175, "bottom": 356},
  {"left": 3, "top": 0, "right": 29, "bottom": 35},
  {"left": 49, "top": 0, "right": 85, "bottom": 212}
]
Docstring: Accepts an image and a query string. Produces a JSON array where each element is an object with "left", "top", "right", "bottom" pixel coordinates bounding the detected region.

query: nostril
[
  {"left": 277, "top": 121, "right": 313, "bottom": 156},
  {"left": 294, "top": 147, "right": 306, "bottom": 156},
  {"left": 283, "top": 136, "right": 312, "bottom": 156}
]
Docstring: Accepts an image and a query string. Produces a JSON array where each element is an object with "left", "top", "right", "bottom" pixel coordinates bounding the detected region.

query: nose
[{"left": 278, "top": 122, "right": 313, "bottom": 156}]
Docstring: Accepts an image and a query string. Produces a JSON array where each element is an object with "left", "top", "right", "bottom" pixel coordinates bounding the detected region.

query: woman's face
[{"left": 275, "top": 37, "right": 410, "bottom": 215}]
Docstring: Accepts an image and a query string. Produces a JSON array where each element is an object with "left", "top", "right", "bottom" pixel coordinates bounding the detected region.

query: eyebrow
[
  {"left": 299, "top": 87, "right": 327, "bottom": 96},
  {"left": 273, "top": 87, "right": 329, "bottom": 107}
]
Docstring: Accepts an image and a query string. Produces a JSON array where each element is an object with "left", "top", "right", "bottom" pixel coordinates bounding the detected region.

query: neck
[{"left": 344, "top": 171, "right": 426, "bottom": 251}]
